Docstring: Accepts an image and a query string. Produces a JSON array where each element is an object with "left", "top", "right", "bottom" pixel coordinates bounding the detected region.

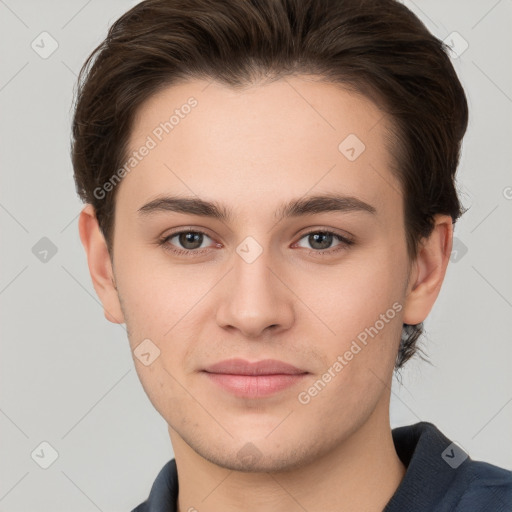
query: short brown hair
[{"left": 71, "top": 0, "right": 468, "bottom": 370}]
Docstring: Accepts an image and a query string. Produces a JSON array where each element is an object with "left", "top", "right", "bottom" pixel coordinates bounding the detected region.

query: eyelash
[{"left": 157, "top": 228, "right": 354, "bottom": 258}]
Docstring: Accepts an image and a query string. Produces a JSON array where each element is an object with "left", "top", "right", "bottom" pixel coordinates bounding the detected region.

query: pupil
[
  {"left": 310, "top": 232, "right": 332, "bottom": 250},
  {"left": 179, "top": 232, "right": 203, "bottom": 249}
]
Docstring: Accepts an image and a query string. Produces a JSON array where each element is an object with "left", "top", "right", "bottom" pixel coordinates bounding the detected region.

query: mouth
[{"left": 202, "top": 358, "right": 309, "bottom": 398}]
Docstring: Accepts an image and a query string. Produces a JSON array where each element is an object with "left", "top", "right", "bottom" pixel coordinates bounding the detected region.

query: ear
[
  {"left": 78, "top": 204, "right": 125, "bottom": 324},
  {"left": 402, "top": 214, "right": 453, "bottom": 325}
]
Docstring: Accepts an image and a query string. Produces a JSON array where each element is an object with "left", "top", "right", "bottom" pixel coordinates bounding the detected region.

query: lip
[
  {"left": 203, "top": 358, "right": 306, "bottom": 375},
  {"left": 202, "top": 358, "right": 308, "bottom": 398}
]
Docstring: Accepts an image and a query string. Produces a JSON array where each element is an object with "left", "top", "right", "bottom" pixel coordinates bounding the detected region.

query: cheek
[
  {"left": 115, "top": 256, "right": 192, "bottom": 337},
  {"left": 298, "top": 247, "right": 406, "bottom": 329},
  {"left": 300, "top": 245, "right": 406, "bottom": 378}
]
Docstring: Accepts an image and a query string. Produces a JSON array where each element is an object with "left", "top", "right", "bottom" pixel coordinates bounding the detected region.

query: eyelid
[
  {"left": 295, "top": 227, "right": 354, "bottom": 243},
  {"left": 161, "top": 226, "right": 215, "bottom": 241},
  {"left": 160, "top": 228, "right": 219, "bottom": 250},
  {"left": 292, "top": 229, "right": 354, "bottom": 256}
]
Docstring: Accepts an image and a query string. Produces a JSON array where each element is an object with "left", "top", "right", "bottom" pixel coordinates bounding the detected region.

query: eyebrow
[{"left": 137, "top": 193, "right": 377, "bottom": 222}]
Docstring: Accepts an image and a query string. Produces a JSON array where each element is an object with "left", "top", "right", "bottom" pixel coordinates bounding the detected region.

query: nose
[{"left": 215, "top": 244, "right": 295, "bottom": 339}]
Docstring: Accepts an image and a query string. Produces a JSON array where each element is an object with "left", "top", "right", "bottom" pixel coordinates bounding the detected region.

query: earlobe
[
  {"left": 78, "top": 204, "right": 125, "bottom": 324},
  {"left": 402, "top": 215, "right": 453, "bottom": 325}
]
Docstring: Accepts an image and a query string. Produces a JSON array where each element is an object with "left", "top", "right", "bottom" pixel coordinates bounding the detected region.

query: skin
[{"left": 79, "top": 76, "right": 453, "bottom": 511}]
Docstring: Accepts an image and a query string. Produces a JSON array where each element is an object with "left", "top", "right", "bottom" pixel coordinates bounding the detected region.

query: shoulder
[
  {"left": 386, "top": 421, "right": 512, "bottom": 512},
  {"left": 450, "top": 459, "right": 512, "bottom": 511}
]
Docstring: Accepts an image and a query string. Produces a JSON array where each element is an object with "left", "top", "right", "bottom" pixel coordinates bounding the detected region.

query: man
[{"left": 72, "top": 0, "right": 512, "bottom": 510}]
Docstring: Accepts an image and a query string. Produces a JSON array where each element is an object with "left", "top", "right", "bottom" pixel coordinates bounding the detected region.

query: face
[{"left": 106, "top": 76, "right": 414, "bottom": 471}]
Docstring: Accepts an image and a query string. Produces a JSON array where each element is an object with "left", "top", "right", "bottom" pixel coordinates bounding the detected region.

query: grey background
[{"left": 1, "top": 0, "right": 511, "bottom": 510}]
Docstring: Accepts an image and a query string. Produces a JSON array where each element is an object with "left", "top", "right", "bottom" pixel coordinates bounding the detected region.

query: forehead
[{"left": 119, "top": 76, "right": 400, "bottom": 219}]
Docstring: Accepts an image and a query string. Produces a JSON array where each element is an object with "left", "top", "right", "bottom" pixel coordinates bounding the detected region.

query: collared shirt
[{"left": 131, "top": 421, "right": 512, "bottom": 511}]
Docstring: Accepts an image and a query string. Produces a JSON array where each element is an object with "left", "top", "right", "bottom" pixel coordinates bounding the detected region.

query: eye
[
  {"left": 294, "top": 230, "right": 354, "bottom": 254},
  {"left": 157, "top": 228, "right": 354, "bottom": 258},
  {"left": 158, "top": 229, "right": 217, "bottom": 255}
]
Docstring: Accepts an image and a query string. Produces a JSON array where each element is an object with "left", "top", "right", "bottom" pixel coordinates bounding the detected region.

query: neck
[{"left": 170, "top": 397, "right": 406, "bottom": 512}]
